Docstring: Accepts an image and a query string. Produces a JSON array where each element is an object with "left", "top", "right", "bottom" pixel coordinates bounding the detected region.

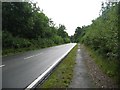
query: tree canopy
[{"left": 2, "top": 2, "right": 70, "bottom": 55}]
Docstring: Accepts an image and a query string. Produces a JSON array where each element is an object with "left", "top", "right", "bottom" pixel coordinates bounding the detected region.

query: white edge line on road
[
  {"left": 0, "top": 65, "right": 5, "bottom": 68},
  {"left": 25, "top": 43, "right": 76, "bottom": 89},
  {"left": 24, "top": 53, "right": 43, "bottom": 59}
]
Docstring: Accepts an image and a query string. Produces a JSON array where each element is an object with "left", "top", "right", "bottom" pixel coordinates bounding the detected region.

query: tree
[
  {"left": 74, "top": 27, "right": 82, "bottom": 42},
  {"left": 2, "top": 2, "right": 70, "bottom": 55}
]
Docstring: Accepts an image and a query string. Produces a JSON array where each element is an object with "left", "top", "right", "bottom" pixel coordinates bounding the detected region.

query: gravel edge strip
[{"left": 80, "top": 45, "right": 118, "bottom": 88}]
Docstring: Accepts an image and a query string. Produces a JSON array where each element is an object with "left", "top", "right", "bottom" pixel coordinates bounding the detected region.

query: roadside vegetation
[
  {"left": 40, "top": 45, "right": 77, "bottom": 88},
  {"left": 71, "top": 2, "right": 119, "bottom": 85},
  {"left": 2, "top": 2, "right": 70, "bottom": 56}
]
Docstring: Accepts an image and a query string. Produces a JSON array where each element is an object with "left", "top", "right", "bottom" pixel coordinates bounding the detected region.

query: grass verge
[
  {"left": 39, "top": 44, "right": 77, "bottom": 88},
  {"left": 84, "top": 45, "right": 119, "bottom": 82}
]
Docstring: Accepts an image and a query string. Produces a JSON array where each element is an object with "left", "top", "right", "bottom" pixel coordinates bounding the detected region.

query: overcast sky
[{"left": 31, "top": 0, "right": 104, "bottom": 36}]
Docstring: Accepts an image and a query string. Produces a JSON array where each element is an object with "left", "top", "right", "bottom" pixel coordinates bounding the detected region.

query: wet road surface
[
  {"left": 2, "top": 43, "right": 76, "bottom": 88},
  {"left": 69, "top": 44, "right": 95, "bottom": 88}
]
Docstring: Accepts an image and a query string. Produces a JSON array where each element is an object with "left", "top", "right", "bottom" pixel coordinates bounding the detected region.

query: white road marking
[
  {"left": 0, "top": 65, "right": 5, "bottom": 68},
  {"left": 24, "top": 53, "right": 43, "bottom": 59},
  {"left": 25, "top": 43, "right": 77, "bottom": 89},
  {"left": 78, "top": 49, "right": 80, "bottom": 52}
]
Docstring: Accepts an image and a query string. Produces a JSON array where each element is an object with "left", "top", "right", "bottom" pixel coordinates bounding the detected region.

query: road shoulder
[{"left": 69, "top": 44, "right": 96, "bottom": 88}]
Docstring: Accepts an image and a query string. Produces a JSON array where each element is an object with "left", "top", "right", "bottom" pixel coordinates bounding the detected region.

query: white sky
[{"left": 31, "top": 0, "right": 104, "bottom": 36}]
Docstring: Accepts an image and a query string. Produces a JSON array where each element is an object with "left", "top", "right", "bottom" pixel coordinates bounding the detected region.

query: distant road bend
[{"left": 2, "top": 43, "right": 76, "bottom": 88}]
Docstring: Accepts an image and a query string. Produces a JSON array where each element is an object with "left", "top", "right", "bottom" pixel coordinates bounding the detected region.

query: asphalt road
[{"left": 2, "top": 43, "right": 76, "bottom": 88}]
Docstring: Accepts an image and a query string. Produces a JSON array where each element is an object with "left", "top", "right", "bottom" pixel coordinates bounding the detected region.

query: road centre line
[
  {"left": 24, "top": 53, "right": 43, "bottom": 59},
  {"left": 78, "top": 49, "right": 80, "bottom": 52},
  {"left": 25, "top": 43, "right": 76, "bottom": 89},
  {"left": 0, "top": 65, "right": 5, "bottom": 68}
]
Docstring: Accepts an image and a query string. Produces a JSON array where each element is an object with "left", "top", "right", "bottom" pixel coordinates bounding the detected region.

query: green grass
[
  {"left": 84, "top": 45, "right": 119, "bottom": 81},
  {"left": 39, "top": 44, "right": 77, "bottom": 88}
]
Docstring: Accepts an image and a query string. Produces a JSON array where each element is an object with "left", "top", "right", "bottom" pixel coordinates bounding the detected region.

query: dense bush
[
  {"left": 3, "top": 31, "right": 13, "bottom": 49},
  {"left": 2, "top": 2, "right": 70, "bottom": 55},
  {"left": 52, "top": 35, "right": 64, "bottom": 44},
  {"left": 73, "top": 3, "right": 118, "bottom": 61},
  {"left": 81, "top": 4, "right": 118, "bottom": 60}
]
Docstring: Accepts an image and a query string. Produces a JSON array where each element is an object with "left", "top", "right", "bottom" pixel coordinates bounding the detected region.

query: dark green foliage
[
  {"left": 73, "top": 3, "right": 118, "bottom": 61},
  {"left": 3, "top": 31, "right": 13, "bottom": 49},
  {"left": 72, "top": 3, "right": 119, "bottom": 84},
  {"left": 52, "top": 35, "right": 64, "bottom": 44},
  {"left": 81, "top": 3, "right": 118, "bottom": 60},
  {"left": 71, "top": 26, "right": 87, "bottom": 43},
  {"left": 117, "top": 2, "right": 120, "bottom": 86},
  {"left": 73, "top": 2, "right": 119, "bottom": 83},
  {"left": 74, "top": 27, "right": 82, "bottom": 43},
  {"left": 70, "top": 35, "right": 75, "bottom": 43},
  {"left": 2, "top": 2, "right": 70, "bottom": 55}
]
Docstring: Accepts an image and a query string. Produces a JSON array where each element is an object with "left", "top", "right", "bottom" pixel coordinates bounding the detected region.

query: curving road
[{"left": 2, "top": 43, "right": 76, "bottom": 88}]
